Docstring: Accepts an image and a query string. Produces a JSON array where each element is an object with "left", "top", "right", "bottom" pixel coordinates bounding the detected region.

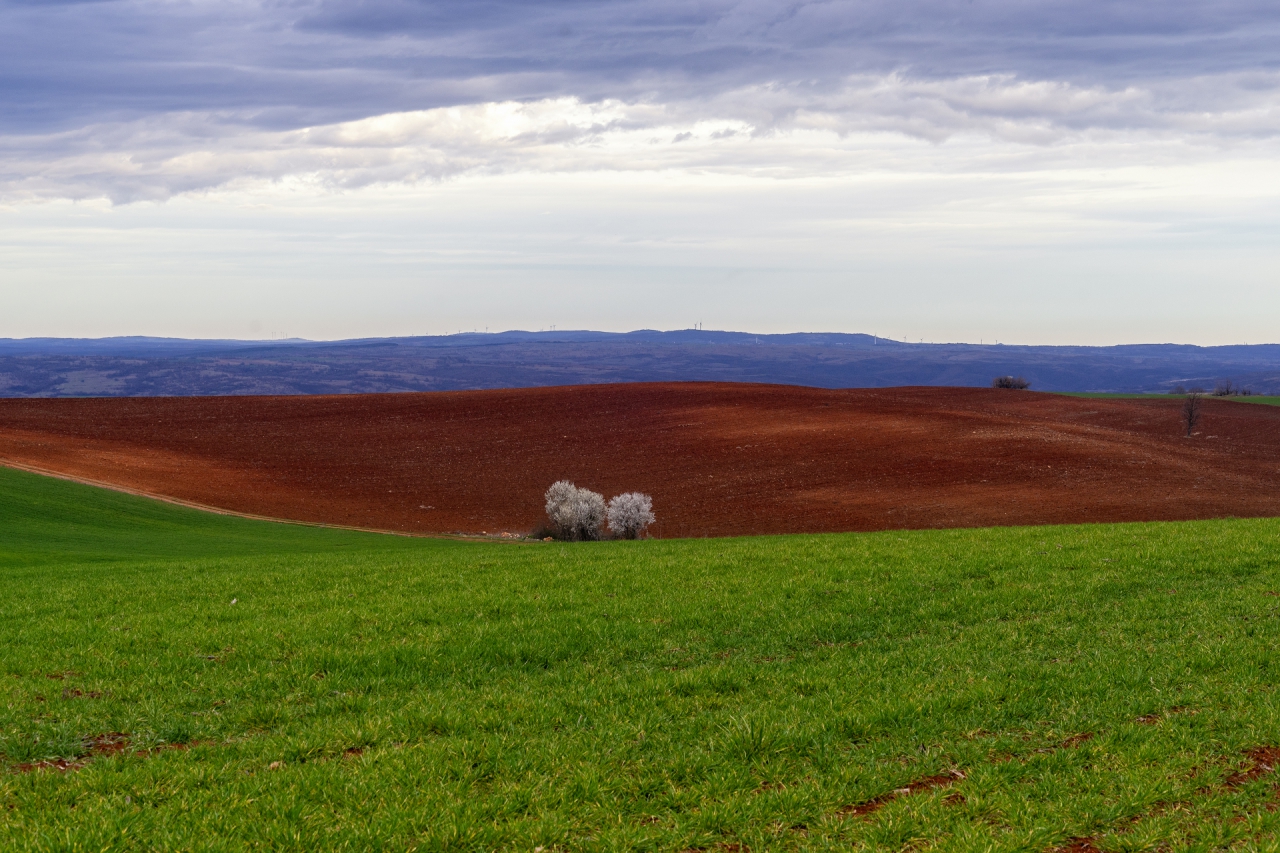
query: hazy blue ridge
[{"left": 2, "top": 331, "right": 1279, "bottom": 397}]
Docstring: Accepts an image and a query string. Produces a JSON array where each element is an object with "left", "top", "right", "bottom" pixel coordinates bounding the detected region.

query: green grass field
[{"left": 4, "top": 466, "right": 1280, "bottom": 852}]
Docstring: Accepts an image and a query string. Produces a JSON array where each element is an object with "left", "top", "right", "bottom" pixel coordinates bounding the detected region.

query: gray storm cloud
[{"left": 2, "top": 0, "right": 1279, "bottom": 200}]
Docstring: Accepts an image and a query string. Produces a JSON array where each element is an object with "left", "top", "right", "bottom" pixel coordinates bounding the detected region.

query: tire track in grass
[
  {"left": 1053, "top": 839, "right": 1103, "bottom": 853},
  {"left": 8, "top": 732, "right": 199, "bottom": 774},
  {"left": 837, "top": 768, "right": 966, "bottom": 818},
  {"left": 835, "top": 730, "right": 1095, "bottom": 824},
  {"left": 1049, "top": 744, "right": 1280, "bottom": 852}
]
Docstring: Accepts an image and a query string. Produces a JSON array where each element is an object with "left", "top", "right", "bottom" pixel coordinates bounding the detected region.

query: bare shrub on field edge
[
  {"left": 1183, "top": 391, "right": 1203, "bottom": 437},
  {"left": 992, "top": 376, "right": 1030, "bottom": 390},
  {"left": 1212, "top": 379, "right": 1253, "bottom": 397}
]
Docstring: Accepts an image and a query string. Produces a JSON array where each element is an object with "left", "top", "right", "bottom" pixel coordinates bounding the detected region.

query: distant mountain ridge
[{"left": 2, "top": 330, "right": 1279, "bottom": 397}]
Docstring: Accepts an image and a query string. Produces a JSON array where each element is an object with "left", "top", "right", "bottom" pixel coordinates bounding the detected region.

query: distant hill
[{"left": 2, "top": 330, "right": 1279, "bottom": 397}]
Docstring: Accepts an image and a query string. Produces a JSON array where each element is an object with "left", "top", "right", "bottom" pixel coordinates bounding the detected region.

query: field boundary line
[{"left": 0, "top": 458, "right": 482, "bottom": 542}]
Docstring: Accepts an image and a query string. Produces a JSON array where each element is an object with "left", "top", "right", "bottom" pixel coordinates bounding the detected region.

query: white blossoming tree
[
  {"left": 544, "top": 480, "right": 606, "bottom": 541},
  {"left": 606, "top": 492, "right": 655, "bottom": 539}
]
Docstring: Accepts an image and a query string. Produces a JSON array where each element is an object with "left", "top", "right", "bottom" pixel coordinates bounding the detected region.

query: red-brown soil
[
  {"left": 1223, "top": 746, "right": 1280, "bottom": 789},
  {"left": 1, "top": 383, "right": 1279, "bottom": 538}
]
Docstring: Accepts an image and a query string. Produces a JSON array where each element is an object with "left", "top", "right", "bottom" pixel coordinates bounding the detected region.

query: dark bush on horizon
[
  {"left": 1212, "top": 380, "right": 1253, "bottom": 397},
  {"left": 992, "top": 376, "right": 1031, "bottom": 389}
]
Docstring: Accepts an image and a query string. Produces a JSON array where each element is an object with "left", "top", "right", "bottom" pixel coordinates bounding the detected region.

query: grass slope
[
  {"left": 1056, "top": 391, "right": 1280, "bottom": 407},
  {"left": 1229, "top": 397, "right": 1280, "bottom": 407},
  {"left": 3, "top": 467, "right": 1280, "bottom": 851}
]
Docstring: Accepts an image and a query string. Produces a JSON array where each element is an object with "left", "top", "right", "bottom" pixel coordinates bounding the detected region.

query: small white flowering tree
[
  {"left": 545, "top": 480, "right": 578, "bottom": 538},
  {"left": 544, "top": 480, "right": 606, "bottom": 541},
  {"left": 569, "top": 488, "right": 606, "bottom": 541},
  {"left": 606, "top": 492, "right": 655, "bottom": 539}
]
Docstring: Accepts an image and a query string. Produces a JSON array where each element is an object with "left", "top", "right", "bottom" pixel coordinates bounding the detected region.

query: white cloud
[
  {"left": 2, "top": 70, "right": 1279, "bottom": 203},
  {"left": 6, "top": 1, "right": 1280, "bottom": 344}
]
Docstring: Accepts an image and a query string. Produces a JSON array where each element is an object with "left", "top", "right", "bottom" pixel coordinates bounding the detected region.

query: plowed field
[{"left": 1, "top": 383, "right": 1278, "bottom": 537}]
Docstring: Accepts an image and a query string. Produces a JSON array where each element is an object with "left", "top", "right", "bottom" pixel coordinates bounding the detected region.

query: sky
[{"left": 2, "top": 0, "right": 1279, "bottom": 345}]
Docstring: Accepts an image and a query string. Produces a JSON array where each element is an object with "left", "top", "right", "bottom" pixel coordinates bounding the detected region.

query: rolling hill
[{"left": 2, "top": 383, "right": 1278, "bottom": 537}]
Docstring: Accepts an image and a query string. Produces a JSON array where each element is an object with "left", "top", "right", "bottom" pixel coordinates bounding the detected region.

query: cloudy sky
[{"left": 2, "top": 0, "right": 1278, "bottom": 343}]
